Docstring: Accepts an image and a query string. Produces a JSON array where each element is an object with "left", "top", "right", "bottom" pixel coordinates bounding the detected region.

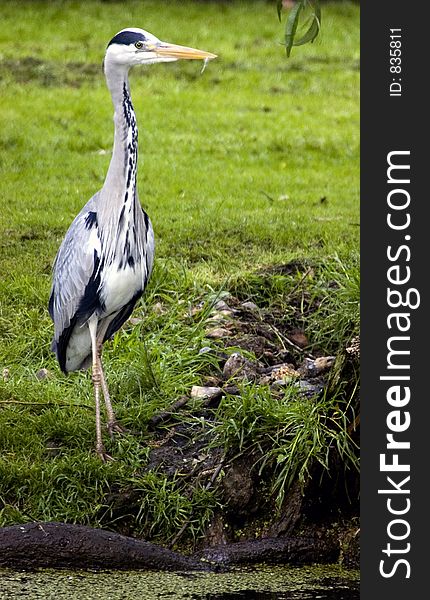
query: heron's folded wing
[{"left": 49, "top": 202, "right": 100, "bottom": 342}]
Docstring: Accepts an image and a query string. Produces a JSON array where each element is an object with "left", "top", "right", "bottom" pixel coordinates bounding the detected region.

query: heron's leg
[
  {"left": 97, "top": 346, "right": 127, "bottom": 437},
  {"left": 88, "top": 318, "right": 111, "bottom": 461}
]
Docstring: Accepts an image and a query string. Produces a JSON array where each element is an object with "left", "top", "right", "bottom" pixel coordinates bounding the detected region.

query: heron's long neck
[{"left": 102, "top": 65, "right": 139, "bottom": 208}]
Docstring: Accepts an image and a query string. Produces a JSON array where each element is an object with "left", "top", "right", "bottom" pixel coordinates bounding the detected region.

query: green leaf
[
  {"left": 285, "top": 2, "right": 304, "bottom": 57},
  {"left": 283, "top": 0, "right": 322, "bottom": 57},
  {"left": 294, "top": 4, "right": 321, "bottom": 47}
]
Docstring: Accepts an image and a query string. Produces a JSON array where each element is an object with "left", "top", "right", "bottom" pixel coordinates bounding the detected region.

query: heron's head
[{"left": 104, "top": 27, "right": 217, "bottom": 69}]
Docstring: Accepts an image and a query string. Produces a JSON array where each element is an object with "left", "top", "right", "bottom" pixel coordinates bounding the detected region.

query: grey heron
[{"left": 48, "top": 28, "right": 216, "bottom": 461}]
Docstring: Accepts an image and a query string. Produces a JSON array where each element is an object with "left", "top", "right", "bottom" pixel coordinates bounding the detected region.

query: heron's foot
[
  {"left": 107, "top": 420, "right": 129, "bottom": 438},
  {"left": 96, "top": 444, "right": 114, "bottom": 463}
]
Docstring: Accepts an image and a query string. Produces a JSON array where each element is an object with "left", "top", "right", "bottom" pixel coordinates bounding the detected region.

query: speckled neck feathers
[
  {"left": 102, "top": 68, "right": 139, "bottom": 208},
  {"left": 98, "top": 69, "right": 144, "bottom": 268}
]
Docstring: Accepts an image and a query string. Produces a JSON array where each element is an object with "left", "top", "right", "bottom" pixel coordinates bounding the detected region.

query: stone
[
  {"left": 314, "top": 356, "right": 335, "bottom": 371},
  {"left": 198, "top": 346, "right": 212, "bottom": 355},
  {"left": 241, "top": 301, "right": 259, "bottom": 311},
  {"left": 300, "top": 356, "right": 336, "bottom": 376},
  {"left": 36, "top": 368, "right": 50, "bottom": 381},
  {"left": 222, "top": 353, "right": 259, "bottom": 382},
  {"left": 288, "top": 330, "right": 309, "bottom": 348},
  {"left": 295, "top": 379, "right": 324, "bottom": 398},
  {"left": 208, "top": 310, "right": 234, "bottom": 324},
  {"left": 191, "top": 386, "right": 222, "bottom": 400},
  {"left": 206, "top": 327, "right": 231, "bottom": 339},
  {"left": 213, "top": 299, "right": 231, "bottom": 311}
]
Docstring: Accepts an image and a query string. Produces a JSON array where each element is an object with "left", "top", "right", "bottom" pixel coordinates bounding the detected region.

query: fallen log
[
  {"left": 0, "top": 522, "right": 339, "bottom": 571},
  {"left": 196, "top": 536, "right": 338, "bottom": 566},
  {"left": 0, "top": 522, "right": 209, "bottom": 571}
]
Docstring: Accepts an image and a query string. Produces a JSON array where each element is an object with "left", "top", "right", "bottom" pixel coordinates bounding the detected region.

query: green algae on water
[{"left": 0, "top": 565, "right": 359, "bottom": 600}]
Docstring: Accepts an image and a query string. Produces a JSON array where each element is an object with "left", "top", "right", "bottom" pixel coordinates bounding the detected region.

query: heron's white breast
[{"left": 100, "top": 262, "right": 144, "bottom": 315}]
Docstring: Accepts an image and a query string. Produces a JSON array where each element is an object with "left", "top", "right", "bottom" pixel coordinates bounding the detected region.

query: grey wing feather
[{"left": 49, "top": 194, "right": 100, "bottom": 342}]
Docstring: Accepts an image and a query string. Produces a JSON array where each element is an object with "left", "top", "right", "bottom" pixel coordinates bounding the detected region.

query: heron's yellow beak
[{"left": 154, "top": 42, "right": 217, "bottom": 61}]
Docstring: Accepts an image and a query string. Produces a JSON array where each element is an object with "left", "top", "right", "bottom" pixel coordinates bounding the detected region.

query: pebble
[
  {"left": 301, "top": 356, "right": 336, "bottom": 376},
  {"left": 208, "top": 310, "right": 234, "bottom": 324},
  {"left": 241, "top": 301, "right": 259, "bottom": 311},
  {"left": 191, "top": 386, "right": 222, "bottom": 399},
  {"left": 213, "top": 299, "right": 231, "bottom": 311},
  {"left": 288, "top": 331, "right": 309, "bottom": 348},
  {"left": 223, "top": 352, "right": 259, "bottom": 382},
  {"left": 206, "top": 327, "right": 231, "bottom": 339},
  {"left": 198, "top": 346, "right": 213, "bottom": 355},
  {"left": 295, "top": 379, "right": 324, "bottom": 397},
  {"left": 36, "top": 368, "right": 50, "bottom": 381}
]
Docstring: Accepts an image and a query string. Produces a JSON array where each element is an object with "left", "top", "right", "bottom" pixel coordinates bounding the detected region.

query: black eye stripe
[{"left": 107, "top": 31, "right": 147, "bottom": 48}]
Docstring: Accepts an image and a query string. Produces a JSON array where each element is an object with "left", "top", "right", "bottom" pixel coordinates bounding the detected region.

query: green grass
[
  {"left": 0, "top": 1, "right": 359, "bottom": 544},
  {"left": 208, "top": 381, "right": 359, "bottom": 507}
]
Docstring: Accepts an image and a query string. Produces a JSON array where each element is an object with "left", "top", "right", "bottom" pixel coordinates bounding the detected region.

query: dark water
[
  {"left": 192, "top": 586, "right": 359, "bottom": 599},
  {"left": 187, "top": 575, "right": 359, "bottom": 600},
  {"left": 192, "top": 583, "right": 360, "bottom": 599},
  {"left": 0, "top": 565, "right": 359, "bottom": 599}
]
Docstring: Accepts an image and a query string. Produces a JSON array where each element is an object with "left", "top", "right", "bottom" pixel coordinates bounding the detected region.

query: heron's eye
[{"left": 135, "top": 41, "right": 144, "bottom": 50}]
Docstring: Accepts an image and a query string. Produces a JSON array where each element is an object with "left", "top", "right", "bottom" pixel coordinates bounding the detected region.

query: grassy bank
[{"left": 0, "top": 1, "right": 359, "bottom": 547}]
